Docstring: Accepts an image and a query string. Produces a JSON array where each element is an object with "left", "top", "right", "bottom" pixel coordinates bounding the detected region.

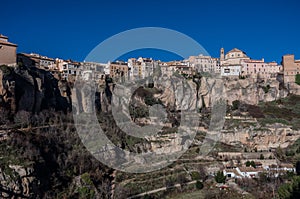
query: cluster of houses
[
  {"left": 218, "top": 152, "right": 295, "bottom": 179},
  {"left": 1, "top": 34, "right": 300, "bottom": 86}
]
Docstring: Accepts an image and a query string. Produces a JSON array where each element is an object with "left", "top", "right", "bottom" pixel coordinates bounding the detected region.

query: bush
[
  {"left": 0, "top": 65, "right": 13, "bottom": 77},
  {"left": 295, "top": 74, "right": 300, "bottom": 85},
  {"left": 260, "top": 154, "right": 264, "bottom": 160},
  {"left": 262, "top": 85, "right": 270, "bottom": 93},
  {"left": 215, "top": 171, "right": 226, "bottom": 183},
  {"left": 232, "top": 100, "right": 240, "bottom": 110},
  {"left": 196, "top": 180, "right": 204, "bottom": 189},
  {"left": 245, "top": 161, "right": 256, "bottom": 168},
  {"left": 191, "top": 171, "right": 201, "bottom": 181}
]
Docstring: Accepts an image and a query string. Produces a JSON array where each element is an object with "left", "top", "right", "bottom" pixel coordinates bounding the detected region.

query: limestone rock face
[
  {"left": 220, "top": 124, "right": 300, "bottom": 150},
  {"left": 223, "top": 78, "right": 287, "bottom": 106},
  {"left": 0, "top": 66, "right": 71, "bottom": 113}
]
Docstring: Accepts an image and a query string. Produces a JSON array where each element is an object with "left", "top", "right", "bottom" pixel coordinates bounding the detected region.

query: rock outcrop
[
  {"left": 0, "top": 65, "right": 72, "bottom": 114},
  {"left": 220, "top": 123, "right": 300, "bottom": 150},
  {"left": 0, "top": 165, "right": 39, "bottom": 198}
]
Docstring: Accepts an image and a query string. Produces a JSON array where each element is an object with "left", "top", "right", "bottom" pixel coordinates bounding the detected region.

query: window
[{"left": 224, "top": 68, "right": 230, "bottom": 73}]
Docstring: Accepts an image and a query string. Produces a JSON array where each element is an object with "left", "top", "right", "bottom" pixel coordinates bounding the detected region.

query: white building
[
  {"left": 224, "top": 166, "right": 263, "bottom": 178},
  {"left": 128, "top": 57, "right": 156, "bottom": 80},
  {"left": 221, "top": 65, "right": 241, "bottom": 77}
]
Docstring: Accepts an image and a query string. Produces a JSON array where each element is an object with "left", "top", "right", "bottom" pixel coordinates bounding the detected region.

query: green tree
[
  {"left": 215, "top": 171, "right": 226, "bottom": 183},
  {"left": 196, "top": 180, "right": 204, "bottom": 189},
  {"left": 232, "top": 100, "right": 240, "bottom": 110},
  {"left": 260, "top": 154, "right": 264, "bottom": 160},
  {"left": 245, "top": 161, "right": 251, "bottom": 167},
  {"left": 245, "top": 161, "right": 256, "bottom": 168},
  {"left": 250, "top": 161, "right": 256, "bottom": 168},
  {"left": 278, "top": 176, "right": 300, "bottom": 199},
  {"left": 295, "top": 74, "right": 300, "bottom": 85}
]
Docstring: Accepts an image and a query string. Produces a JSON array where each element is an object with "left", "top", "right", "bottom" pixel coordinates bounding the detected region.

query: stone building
[
  {"left": 109, "top": 61, "right": 129, "bottom": 78},
  {"left": 128, "top": 57, "right": 155, "bottom": 80},
  {"left": 282, "top": 54, "right": 300, "bottom": 83},
  {"left": 220, "top": 48, "right": 250, "bottom": 66},
  {"left": 241, "top": 59, "right": 281, "bottom": 79},
  {"left": 221, "top": 65, "right": 241, "bottom": 77},
  {"left": 188, "top": 54, "right": 220, "bottom": 73},
  {"left": 220, "top": 48, "right": 249, "bottom": 77},
  {"left": 0, "top": 34, "right": 17, "bottom": 66},
  {"left": 17, "top": 53, "right": 56, "bottom": 70}
]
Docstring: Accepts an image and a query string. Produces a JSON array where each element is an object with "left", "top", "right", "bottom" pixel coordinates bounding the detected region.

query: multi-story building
[
  {"left": 220, "top": 48, "right": 250, "bottom": 65},
  {"left": 0, "top": 34, "right": 17, "bottom": 66},
  {"left": 282, "top": 54, "right": 300, "bottom": 83},
  {"left": 59, "top": 60, "right": 81, "bottom": 80},
  {"left": 109, "top": 61, "right": 129, "bottom": 78},
  {"left": 220, "top": 48, "right": 281, "bottom": 79},
  {"left": 241, "top": 59, "right": 281, "bottom": 79},
  {"left": 221, "top": 65, "right": 241, "bottom": 77},
  {"left": 188, "top": 54, "right": 220, "bottom": 73},
  {"left": 219, "top": 48, "right": 249, "bottom": 77},
  {"left": 128, "top": 57, "right": 155, "bottom": 80},
  {"left": 175, "top": 65, "right": 195, "bottom": 77},
  {"left": 17, "top": 53, "right": 56, "bottom": 70},
  {"left": 160, "top": 63, "right": 176, "bottom": 77}
]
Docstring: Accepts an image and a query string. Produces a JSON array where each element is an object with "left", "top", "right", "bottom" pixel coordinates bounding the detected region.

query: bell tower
[{"left": 220, "top": 47, "right": 225, "bottom": 61}]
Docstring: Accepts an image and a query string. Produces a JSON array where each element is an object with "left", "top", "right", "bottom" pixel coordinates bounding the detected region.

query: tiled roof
[
  {"left": 239, "top": 167, "right": 263, "bottom": 172},
  {"left": 0, "top": 34, "right": 8, "bottom": 39},
  {"left": 0, "top": 40, "right": 17, "bottom": 47},
  {"left": 228, "top": 48, "right": 243, "bottom": 53}
]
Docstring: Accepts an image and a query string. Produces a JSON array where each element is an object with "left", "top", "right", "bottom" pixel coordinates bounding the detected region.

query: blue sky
[{"left": 2, "top": 0, "right": 300, "bottom": 63}]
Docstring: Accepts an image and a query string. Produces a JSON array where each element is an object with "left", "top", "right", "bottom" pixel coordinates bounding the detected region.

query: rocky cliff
[{"left": 0, "top": 65, "right": 72, "bottom": 114}]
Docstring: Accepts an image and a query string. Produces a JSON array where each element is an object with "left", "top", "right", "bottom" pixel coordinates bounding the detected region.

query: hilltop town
[
  {"left": 1, "top": 34, "right": 300, "bottom": 198},
  {"left": 1, "top": 34, "right": 300, "bottom": 91}
]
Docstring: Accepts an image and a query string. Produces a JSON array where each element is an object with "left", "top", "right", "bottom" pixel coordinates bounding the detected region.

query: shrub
[
  {"left": 262, "top": 85, "right": 271, "bottom": 93},
  {"left": 196, "top": 180, "right": 204, "bottom": 189},
  {"left": 295, "top": 74, "right": 300, "bottom": 85},
  {"left": 260, "top": 154, "right": 264, "bottom": 160},
  {"left": 215, "top": 171, "right": 226, "bottom": 183},
  {"left": 232, "top": 100, "right": 240, "bottom": 110},
  {"left": 191, "top": 171, "right": 200, "bottom": 181},
  {"left": 0, "top": 65, "right": 13, "bottom": 77}
]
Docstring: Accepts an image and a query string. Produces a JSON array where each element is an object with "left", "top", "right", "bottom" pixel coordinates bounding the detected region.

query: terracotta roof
[
  {"left": 280, "top": 163, "right": 294, "bottom": 168},
  {"left": 0, "top": 34, "right": 8, "bottom": 39},
  {"left": 0, "top": 40, "right": 17, "bottom": 47},
  {"left": 239, "top": 167, "right": 263, "bottom": 172},
  {"left": 228, "top": 48, "right": 243, "bottom": 53}
]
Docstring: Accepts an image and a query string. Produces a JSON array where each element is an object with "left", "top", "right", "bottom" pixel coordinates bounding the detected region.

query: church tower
[{"left": 220, "top": 47, "right": 225, "bottom": 61}]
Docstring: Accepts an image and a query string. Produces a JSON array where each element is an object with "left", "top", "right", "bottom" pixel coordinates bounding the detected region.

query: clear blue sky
[{"left": 2, "top": 0, "right": 300, "bottom": 63}]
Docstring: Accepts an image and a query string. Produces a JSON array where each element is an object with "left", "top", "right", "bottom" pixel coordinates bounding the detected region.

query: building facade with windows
[
  {"left": 188, "top": 54, "right": 220, "bottom": 73},
  {"left": 17, "top": 53, "right": 56, "bottom": 70},
  {"left": 241, "top": 59, "right": 281, "bottom": 79},
  {"left": 109, "top": 61, "right": 129, "bottom": 78},
  {"left": 0, "top": 34, "right": 17, "bottom": 66},
  {"left": 282, "top": 54, "right": 300, "bottom": 83}
]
